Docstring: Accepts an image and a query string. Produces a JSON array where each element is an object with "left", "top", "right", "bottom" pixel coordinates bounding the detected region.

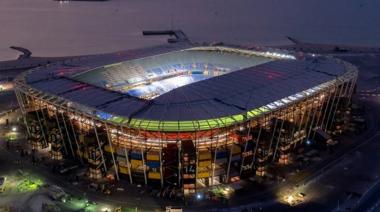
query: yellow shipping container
[
  {"left": 199, "top": 152, "right": 211, "bottom": 160},
  {"left": 147, "top": 153, "right": 160, "bottom": 161},
  {"left": 130, "top": 159, "right": 143, "bottom": 169},
  {"left": 119, "top": 166, "right": 129, "bottom": 174},
  {"left": 148, "top": 172, "right": 161, "bottom": 179},
  {"left": 76, "top": 150, "right": 83, "bottom": 157},
  {"left": 197, "top": 171, "right": 210, "bottom": 178},
  {"left": 118, "top": 161, "right": 127, "bottom": 167},
  {"left": 104, "top": 145, "right": 114, "bottom": 153},
  {"left": 198, "top": 160, "right": 211, "bottom": 167},
  {"left": 232, "top": 144, "right": 241, "bottom": 154}
]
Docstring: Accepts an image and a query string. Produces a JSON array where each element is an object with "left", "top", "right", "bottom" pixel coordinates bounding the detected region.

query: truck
[{"left": 313, "top": 129, "right": 336, "bottom": 147}]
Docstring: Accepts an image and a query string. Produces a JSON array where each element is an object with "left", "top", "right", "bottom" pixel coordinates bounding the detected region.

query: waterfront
[{"left": 1, "top": 0, "right": 380, "bottom": 61}]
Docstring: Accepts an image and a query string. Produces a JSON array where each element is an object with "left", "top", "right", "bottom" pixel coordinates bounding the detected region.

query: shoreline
[
  {"left": 1, "top": 42, "right": 380, "bottom": 70},
  {"left": 2, "top": 41, "right": 380, "bottom": 61}
]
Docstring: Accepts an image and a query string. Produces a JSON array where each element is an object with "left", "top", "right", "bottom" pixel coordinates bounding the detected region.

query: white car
[{"left": 48, "top": 185, "right": 67, "bottom": 200}]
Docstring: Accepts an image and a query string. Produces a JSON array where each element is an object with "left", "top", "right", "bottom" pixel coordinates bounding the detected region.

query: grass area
[
  {"left": 1, "top": 170, "right": 141, "bottom": 211},
  {"left": 58, "top": 196, "right": 139, "bottom": 212},
  {"left": 16, "top": 176, "right": 43, "bottom": 193},
  {"left": 210, "top": 185, "right": 234, "bottom": 199},
  {"left": 1, "top": 170, "right": 45, "bottom": 194},
  {"left": 4, "top": 132, "right": 18, "bottom": 142},
  {"left": 58, "top": 196, "right": 112, "bottom": 212}
]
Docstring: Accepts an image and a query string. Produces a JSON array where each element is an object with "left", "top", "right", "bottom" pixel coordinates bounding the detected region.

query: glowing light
[
  {"left": 196, "top": 193, "right": 203, "bottom": 200},
  {"left": 286, "top": 195, "right": 294, "bottom": 204}
]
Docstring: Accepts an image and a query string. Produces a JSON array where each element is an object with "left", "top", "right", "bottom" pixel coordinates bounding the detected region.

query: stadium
[{"left": 14, "top": 43, "right": 358, "bottom": 197}]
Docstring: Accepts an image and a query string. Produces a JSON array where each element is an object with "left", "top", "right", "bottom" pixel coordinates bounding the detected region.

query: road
[{"left": 354, "top": 167, "right": 380, "bottom": 212}]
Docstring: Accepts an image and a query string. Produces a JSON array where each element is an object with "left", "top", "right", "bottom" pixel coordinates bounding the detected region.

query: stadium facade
[{"left": 14, "top": 43, "right": 358, "bottom": 196}]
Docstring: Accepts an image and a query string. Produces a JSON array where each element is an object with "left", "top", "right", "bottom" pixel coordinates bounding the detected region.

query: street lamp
[
  {"left": 196, "top": 193, "right": 203, "bottom": 200},
  {"left": 101, "top": 207, "right": 110, "bottom": 212},
  {"left": 285, "top": 195, "right": 294, "bottom": 205}
]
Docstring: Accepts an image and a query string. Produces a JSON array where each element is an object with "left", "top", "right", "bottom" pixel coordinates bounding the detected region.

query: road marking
[{"left": 358, "top": 93, "right": 380, "bottom": 97}]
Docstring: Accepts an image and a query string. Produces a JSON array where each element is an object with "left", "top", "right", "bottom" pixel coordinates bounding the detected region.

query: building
[{"left": 13, "top": 43, "right": 358, "bottom": 197}]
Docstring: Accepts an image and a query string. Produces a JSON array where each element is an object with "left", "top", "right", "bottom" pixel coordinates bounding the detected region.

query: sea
[{"left": 1, "top": 0, "right": 379, "bottom": 61}]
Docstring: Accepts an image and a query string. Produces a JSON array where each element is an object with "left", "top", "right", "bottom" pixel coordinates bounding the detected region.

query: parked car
[
  {"left": 48, "top": 185, "right": 67, "bottom": 201},
  {"left": 0, "top": 176, "right": 6, "bottom": 192}
]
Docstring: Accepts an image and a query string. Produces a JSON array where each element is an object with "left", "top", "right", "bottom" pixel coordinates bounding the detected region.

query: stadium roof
[{"left": 22, "top": 44, "right": 348, "bottom": 132}]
